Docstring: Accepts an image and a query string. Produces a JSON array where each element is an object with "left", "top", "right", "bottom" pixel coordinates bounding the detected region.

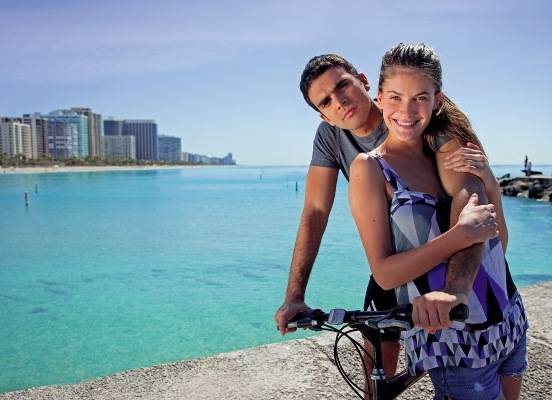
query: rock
[
  {"left": 528, "top": 183, "right": 544, "bottom": 199},
  {"left": 501, "top": 176, "right": 552, "bottom": 201},
  {"left": 517, "top": 190, "right": 529, "bottom": 198}
]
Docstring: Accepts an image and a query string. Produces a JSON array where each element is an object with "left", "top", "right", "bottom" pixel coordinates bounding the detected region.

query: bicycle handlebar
[{"left": 286, "top": 303, "right": 469, "bottom": 331}]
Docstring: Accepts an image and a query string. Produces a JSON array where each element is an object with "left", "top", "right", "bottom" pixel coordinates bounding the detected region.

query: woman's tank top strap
[{"left": 367, "top": 152, "right": 410, "bottom": 192}]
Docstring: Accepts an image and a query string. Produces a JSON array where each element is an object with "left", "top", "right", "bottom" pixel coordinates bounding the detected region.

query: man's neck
[{"left": 350, "top": 102, "right": 382, "bottom": 137}]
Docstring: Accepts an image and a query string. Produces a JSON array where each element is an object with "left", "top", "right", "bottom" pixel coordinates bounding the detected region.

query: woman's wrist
[{"left": 449, "top": 222, "right": 474, "bottom": 250}]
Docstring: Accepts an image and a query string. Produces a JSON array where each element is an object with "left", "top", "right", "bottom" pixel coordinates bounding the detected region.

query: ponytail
[{"left": 424, "top": 94, "right": 484, "bottom": 153}]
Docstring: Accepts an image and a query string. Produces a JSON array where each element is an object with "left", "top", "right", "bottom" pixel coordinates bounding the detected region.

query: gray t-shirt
[{"left": 310, "top": 121, "right": 388, "bottom": 181}]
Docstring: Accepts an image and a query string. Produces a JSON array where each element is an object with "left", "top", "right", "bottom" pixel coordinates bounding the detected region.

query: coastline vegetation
[{"left": 0, "top": 154, "right": 228, "bottom": 168}]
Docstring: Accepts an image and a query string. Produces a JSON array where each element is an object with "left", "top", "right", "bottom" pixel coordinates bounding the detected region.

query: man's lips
[{"left": 343, "top": 107, "right": 356, "bottom": 120}]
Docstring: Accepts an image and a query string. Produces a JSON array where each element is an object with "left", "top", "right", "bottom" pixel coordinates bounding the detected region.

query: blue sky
[{"left": 1, "top": 0, "right": 550, "bottom": 165}]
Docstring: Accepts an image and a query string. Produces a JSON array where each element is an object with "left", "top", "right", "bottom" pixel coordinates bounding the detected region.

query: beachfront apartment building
[
  {"left": 122, "top": 120, "right": 158, "bottom": 161},
  {"left": 48, "top": 110, "right": 89, "bottom": 158},
  {"left": 21, "top": 114, "right": 49, "bottom": 159},
  {"left": 102, "top": 135, "right": 136, "bottom": 160},
  {"left": 71, "top": 107, "right": 103, "bottom": 158},
  {"left": 182, "top": 151, "right": 236, "bottom": 165},
  {"left": 103, "top": 118, "right": 124, "bottom": 136},
  {"left": 0, "top": 119, "right": 33, "bottom": 159},
  {"left": 47, "top": 120, "right": 74, "bottom": 159},
  {"left": 158, "top": 135, "right": 182, "bottom": 162}
]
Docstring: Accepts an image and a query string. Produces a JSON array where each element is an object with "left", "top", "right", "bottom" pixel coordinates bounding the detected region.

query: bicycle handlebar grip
[
  {"left": 285, "top": 309, "right": 326, "bottom": 329},
  {"left": 449, "top": 303, "right": 469, "bottom": 321}
]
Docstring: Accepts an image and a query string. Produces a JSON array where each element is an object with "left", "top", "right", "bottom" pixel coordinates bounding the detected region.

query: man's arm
[
  {"left": 275, "top": 166, "right": 338, "bottom": 334},
  {"left": 443, "top": 142, "right": 508, "bottom": 251},
  {"left": 412, "top": 151, "right": 491, "bottom": 330}
]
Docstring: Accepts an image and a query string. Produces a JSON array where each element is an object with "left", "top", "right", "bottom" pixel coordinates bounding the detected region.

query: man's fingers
[
  {"left": 412, "top": 301, "right": 420, "bottom": 327},
  {"left": 428, "top": 308, "right": 441, "bottom": 330},
  {"left": 466, "top": 142, "right": 481, "bottom": 150},
  {"left": 437, "top": 303, "right": 452, "bottom": 329}
]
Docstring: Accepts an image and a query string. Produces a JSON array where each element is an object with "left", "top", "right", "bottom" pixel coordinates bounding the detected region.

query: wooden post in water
[
  {"left": 295, "top": 181, "right": 298, "bottom": 192},
  {"left": 35, "top": 184, "right": 38, "bottom": 193},
  {"left": 24, "top": 192, "right": 30, "bottom": 207}
]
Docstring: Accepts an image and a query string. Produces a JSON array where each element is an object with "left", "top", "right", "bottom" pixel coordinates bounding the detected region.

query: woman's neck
[{"left": 377, "top": 134, "right": 424, "bottom": 160}]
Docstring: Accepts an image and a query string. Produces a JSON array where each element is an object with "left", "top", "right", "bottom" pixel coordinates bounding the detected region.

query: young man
[{"left": 274, "top": 54, "right": 502, "bottom": 385}]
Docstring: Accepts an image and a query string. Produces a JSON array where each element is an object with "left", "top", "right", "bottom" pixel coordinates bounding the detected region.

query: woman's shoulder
[{"left": 350, "top": 152, "right": 385, "bottom": 183}]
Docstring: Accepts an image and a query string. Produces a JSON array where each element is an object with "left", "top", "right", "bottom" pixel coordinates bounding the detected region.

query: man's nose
[{"left": 335, "top": 94, "right": 348, "bottom": 108}]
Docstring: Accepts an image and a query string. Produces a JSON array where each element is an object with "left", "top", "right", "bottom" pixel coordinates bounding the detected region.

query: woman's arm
[
  {"left": 438, "top": 141, "right": 508, "bottom": 252},
  {"left": 348, "top": 154, "right": 498, "bottom": 290}
]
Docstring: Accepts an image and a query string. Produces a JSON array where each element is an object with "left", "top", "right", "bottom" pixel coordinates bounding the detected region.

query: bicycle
[{"left": 286, "top": 303, "right": 468, "bottom": 400}]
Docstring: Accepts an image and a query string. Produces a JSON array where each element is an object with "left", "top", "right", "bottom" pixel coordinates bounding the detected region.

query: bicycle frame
[{"left": 357, "top": 325, "right": 425, "bottom": 400}]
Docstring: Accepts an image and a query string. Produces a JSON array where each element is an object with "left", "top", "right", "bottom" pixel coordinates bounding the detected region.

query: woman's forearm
[{"left": 367, "top": 224, "right": 471, "bottom": 290}]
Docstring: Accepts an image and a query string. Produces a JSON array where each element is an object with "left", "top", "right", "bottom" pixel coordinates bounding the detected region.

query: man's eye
[
  {"left": 417, "top": 96, "right": 428, "bottom": 102},
  {"left": 389, "top": 96, "right": 400, "bottom": 101}
]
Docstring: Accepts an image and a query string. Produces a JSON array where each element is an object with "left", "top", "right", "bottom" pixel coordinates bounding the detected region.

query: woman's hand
[
  {"left": 456, "top": 193, "right": 498, "bottom": 246},
  {"left": 443, "top": 142, "right": 498, "bottom": 192}
]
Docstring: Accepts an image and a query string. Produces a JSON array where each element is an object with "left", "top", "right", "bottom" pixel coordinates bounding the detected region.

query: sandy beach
[
  {"left": 0, "top": 165, "right": 215, "bottom": 175},
  {"left": 1, "top": 282, "right": 550, "bottom": 400}
]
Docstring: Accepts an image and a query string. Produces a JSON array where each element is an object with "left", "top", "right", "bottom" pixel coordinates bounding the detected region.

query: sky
[{"left": 1, "top": 0, "right": 551, "bottom": 165}]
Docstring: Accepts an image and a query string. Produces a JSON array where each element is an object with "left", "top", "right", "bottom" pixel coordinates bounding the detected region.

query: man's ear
[{"left": 358, "top": 73, "right": 370, "bottom": 91}]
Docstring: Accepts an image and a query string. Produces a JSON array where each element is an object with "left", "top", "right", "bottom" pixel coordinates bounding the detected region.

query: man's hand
[
  {"left": 274, "top": 300, "right": 311, "bottom": 335},
  {"left": 443, "top": 142, "right": 496, "bottom": 186},
  {"left": 411, "top": 291, "right": 468, "bottom": 332},
  {"left": 456, "top": 193, "right": 498, "bottom": 246}
]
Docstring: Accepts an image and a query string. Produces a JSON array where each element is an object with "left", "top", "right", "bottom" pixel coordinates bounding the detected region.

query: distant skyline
[{"left": 1, "top": 0, "right": 551, "bottom": 165}]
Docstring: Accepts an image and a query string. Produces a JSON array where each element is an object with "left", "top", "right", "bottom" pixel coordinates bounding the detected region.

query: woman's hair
[{"left": 378, "top": 43, "right": 484, "bottom": 152}]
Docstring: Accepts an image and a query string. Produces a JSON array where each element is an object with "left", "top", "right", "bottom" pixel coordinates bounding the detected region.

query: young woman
[{"left": 349, "top": 43, "right": 528, "bottom": 400}]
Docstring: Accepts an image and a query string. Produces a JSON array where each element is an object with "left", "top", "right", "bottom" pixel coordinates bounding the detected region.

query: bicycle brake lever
[
  {"left": 375, "top": 318, "right": 413, "bottom": 330},
  {"left": 328, "top": 309, "right": 346, "bottom": 325}
]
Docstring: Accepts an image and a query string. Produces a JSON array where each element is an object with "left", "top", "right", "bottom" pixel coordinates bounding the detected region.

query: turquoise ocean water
[{"left": 1, "top": 165, "right": 551, "bottom": 392}]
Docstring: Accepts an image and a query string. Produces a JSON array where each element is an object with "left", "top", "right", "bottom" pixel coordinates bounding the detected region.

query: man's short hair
[{"left": 299, "top": 54, "right": 359, "bottom": 111}]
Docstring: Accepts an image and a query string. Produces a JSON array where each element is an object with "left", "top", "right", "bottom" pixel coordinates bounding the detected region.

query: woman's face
[{"left": 377, "top": 68, "right": 442, "bottom": 144}]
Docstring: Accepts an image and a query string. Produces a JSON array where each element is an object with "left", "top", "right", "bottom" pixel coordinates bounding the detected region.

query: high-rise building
[
  {"left": 22, "top": 113, "right": 49, "bottom": 158},
  {"left": 102, "top": 135, "right": 136, "bottom": 160},
  {"left": 223, "top": 153, "right": 235, "bottom": 165},
  {"left": 48, "top": 110, "right": 89, "bottom": 158},
  {"left": 47, "top": 120, "right": 74, "bottom": 159},
  {"left": 103, "top": 118, "right": 124, "bottom": 136},
  {"left": 0, "top": 119, "right": 33, "bottom": 159},
  {"left": 122, "top": 120, "right": 157, "bottom": 161},
  {"left": 158, "top": 135, "right": 182, "bottom": 162},
  {"left": 71, "top": 107, "right": 102, "bottom": 158}
]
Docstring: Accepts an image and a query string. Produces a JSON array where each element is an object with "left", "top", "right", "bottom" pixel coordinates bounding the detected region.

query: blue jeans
[{"left": 429, "top": 332, "right": 527, "bottom": 400}]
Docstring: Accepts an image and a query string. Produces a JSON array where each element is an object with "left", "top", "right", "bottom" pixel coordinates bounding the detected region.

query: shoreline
[
  {"left": 1, "top": 282, "right": 551, "bottom": 400},
  {"left": 0, "top": 165, "right": 231, "bottom": 175}
]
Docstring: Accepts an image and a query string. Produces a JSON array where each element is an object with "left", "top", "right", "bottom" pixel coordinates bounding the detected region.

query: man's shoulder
[{"left": 315, "top": 121, "right": 344, "bottom": 138}]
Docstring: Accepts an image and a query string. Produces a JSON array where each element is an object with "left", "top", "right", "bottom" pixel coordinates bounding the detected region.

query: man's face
[{"left": 307, "top": 67, "right": 373, "bottom": 133}]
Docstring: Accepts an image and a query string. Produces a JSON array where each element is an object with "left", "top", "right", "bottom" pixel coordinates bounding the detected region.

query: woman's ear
[
  {"left": 375, "top": 92, "right": 383, "bottom": 110},
  {"left": 434, "top": 91, "right": 443, "bottom": 111}
]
